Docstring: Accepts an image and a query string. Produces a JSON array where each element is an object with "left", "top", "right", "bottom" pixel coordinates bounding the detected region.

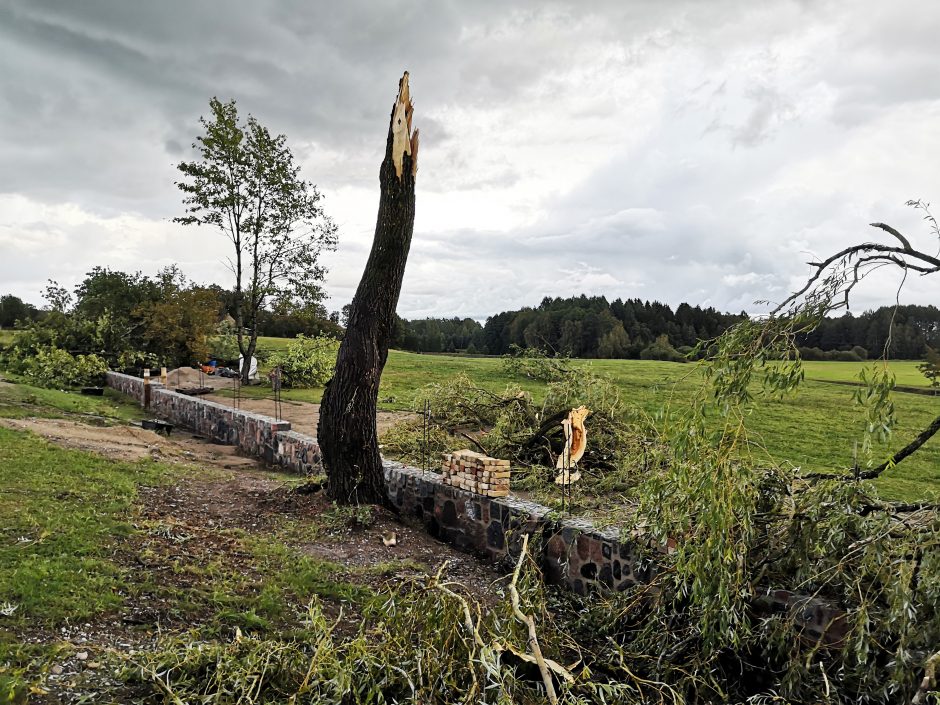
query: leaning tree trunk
[{"left": 318, "top": 72, "right": 419, "bottom": 504}]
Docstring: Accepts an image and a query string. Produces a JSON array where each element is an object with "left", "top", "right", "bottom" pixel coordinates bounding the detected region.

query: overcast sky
[{"left": 1, "top": 0, "right": 938, "bottom": 320}]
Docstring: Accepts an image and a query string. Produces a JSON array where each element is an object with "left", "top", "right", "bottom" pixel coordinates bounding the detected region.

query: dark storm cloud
[{"left": 1, "top": 0, "right": 938, "bottom": 317}]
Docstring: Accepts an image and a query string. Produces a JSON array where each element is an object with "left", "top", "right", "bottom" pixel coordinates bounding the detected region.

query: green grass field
[{"left": 247, "top": 341, "right": 940, "bottom": 502}]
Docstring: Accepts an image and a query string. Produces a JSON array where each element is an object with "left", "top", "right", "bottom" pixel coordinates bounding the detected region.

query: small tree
[
  {"left": 919, "top": 345, "right": 940, "bottom": 391},
  {"left": 175, "top": 98, "right": 337, "bottom": 383},
  {"left": 135, "top": 267, "right": 221, "bottom": 368}
]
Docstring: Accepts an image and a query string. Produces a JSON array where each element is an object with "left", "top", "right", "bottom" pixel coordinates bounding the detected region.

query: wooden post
[
  {"left": 143, "top": 368, "right": 151, "bottom": 410},
  {"left": 160, "top": 366, "right": 168, "bottom": 386}
]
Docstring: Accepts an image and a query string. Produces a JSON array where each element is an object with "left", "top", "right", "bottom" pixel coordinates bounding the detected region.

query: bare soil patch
[
  {"left": 201, "top": 392, "right": 414, "bottom": 436},
  {"left": 0, "top": 416, "right": 258, "bottom": 471}
]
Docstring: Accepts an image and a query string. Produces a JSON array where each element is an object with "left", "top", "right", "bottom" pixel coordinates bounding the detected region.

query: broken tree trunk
[{"left": 318, "top": 72, "right": 419, "bottom": 504}]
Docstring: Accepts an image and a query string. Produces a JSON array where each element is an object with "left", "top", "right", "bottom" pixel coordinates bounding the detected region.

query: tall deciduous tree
[
  {"left": 175, "top": 98, "right": 337, "bottom": 383},
  {"left": 318, "top": 72, "right": 419, "bottom": 504}
]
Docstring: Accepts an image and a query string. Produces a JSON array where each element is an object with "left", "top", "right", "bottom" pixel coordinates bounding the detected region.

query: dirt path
[
  {"left": 128, "top": 366, "right": 416, "bottom": 435},
  {"left": 201, "top": 393, "right": 414, "bottom": 436},
  {"left": 0, "top": 416, "right": 260, "bottom": 470}
]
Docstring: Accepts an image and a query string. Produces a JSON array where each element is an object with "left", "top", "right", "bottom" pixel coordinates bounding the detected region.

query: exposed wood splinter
[{"left": 392, "top": 71, "right": 418, "bottom": 179}]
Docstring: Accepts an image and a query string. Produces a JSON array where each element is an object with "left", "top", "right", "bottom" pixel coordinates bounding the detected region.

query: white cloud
[{"left": 1, "top": 0, "right": 938, "bottom": 319}]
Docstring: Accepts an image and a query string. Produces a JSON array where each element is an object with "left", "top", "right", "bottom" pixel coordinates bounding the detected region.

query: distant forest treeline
[
  {"left": 391, "top": 296, "right": 940, "bottom": 361},
  {"left": 4, "top": 285, "right": 938, "bottom": 361}
]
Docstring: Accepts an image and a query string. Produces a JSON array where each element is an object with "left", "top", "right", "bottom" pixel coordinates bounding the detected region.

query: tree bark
[{"left": 319, "top": 72, "right": 419, "bottom": 504}]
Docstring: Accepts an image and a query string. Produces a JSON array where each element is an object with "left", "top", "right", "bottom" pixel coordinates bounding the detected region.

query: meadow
[{"left": 248, "top": 340, "right": 940, "bottom": 502}]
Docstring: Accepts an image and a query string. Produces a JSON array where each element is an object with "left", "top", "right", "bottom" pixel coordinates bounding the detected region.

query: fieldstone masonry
[{"left": 106, "top": 370, "right": 848, "bottom": 646}]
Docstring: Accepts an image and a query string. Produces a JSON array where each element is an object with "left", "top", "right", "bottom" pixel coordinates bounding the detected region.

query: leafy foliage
[
  {"left": 128, "top": 553, "right": 646, "bottom": 705},
  {"left": 16, "top": 346, "right": 108, "bottom": 389},
  {"left": 268, "top": 335, "right": 338, "bottom": 388},
  {"left": 501, "top": 344, "right": 575, "bottom": 382},
  {"left": 381, "top": 370, "right": 649, "bottom": 508},
  {"left": 638, "top": 333, "right": 687, "bottom": 362},
  {"left": 382, "top": 258, "right": 939, "bottom": 701},
  {"left": 0, "top": 295, "right": 39, "bottom": 328},
  {"left": 134, "top": 266, "right": 221, "bottom": 367},
  {"left": 1, "top": 266, "right": 224, "bottom": 370},
  {"left": 175, "top": 97, "right": 338, "bottom": 380},
  {"left": 919, "top": 346, "right": 940, "bottom": 390}
]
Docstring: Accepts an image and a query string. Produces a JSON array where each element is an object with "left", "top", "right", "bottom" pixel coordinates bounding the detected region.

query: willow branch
[
  {"left": 858, "top": 413, "right": 940, "bottom": 480},
  {"left": 509, "top": 533, "right": 561, "bottom": 703},
  {"left": 773, "top": 235, "right": 940, "bottom": 315},
  {"left": 870, "top": 222, "right": 914, "bottom": 250}
]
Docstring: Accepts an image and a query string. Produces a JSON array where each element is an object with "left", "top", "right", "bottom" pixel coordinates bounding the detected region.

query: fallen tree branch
[
  {"left": 858, "top": 413, "right": 940, "bottom": 479},
  {"left": 432, "top": 560, "right": 574, "bottom": 687},
  {"left": 509, "top": 533, "right": 563, "bottom": 703},
  {"left": 456, "top": 430, "right": 489, "bottom": 456},
  {"left": 802, "top": 412, "right": 940, "bottom": 483},
  {"left": 430, "top": 561, "right": 485, "bottom": 648},
  {"left": 870, "top": 221, "right": 914, "bottom": 251},
  {"left": 495, "top": 640, "right": 576, "bottom": 684},
  {"left": 911, "top": 650, "right": 940, "bottom": 705},
  {"left": 773, "top": 234, "right": 940, "bottom": 316}
]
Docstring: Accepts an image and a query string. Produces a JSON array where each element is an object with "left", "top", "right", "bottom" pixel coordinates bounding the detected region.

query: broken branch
[{"left": 509, "top": 533, "right": 562, "bottom": 703}]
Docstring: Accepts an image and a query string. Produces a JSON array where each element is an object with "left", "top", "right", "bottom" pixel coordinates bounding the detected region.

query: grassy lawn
[
  {"left": 800, "top": 360, "right": 931, "bottom": 388},
  {"left": 243, "top": 345, "right": 939, "bottom": 501},
  {"left": 0, "top": 384, "right": 403, "bottom": 699},
  {"left": 0, "top": 428, "right": 172, "bottom": 626},
  {"left": 0, "top": 377, "right": 146, "bottom": 422}
]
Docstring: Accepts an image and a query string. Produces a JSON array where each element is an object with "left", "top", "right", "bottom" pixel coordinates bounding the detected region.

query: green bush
[
  {"left": 207, "top": 334, "right": 240, "bottom": 364},
  {"left": 500, "top": 344, "right": 573, "bottom": 381},
  {"left": 798, "top": 346, "right": 864, "bottom": 362},
  {"left": 639, "top": 334, "right": 687, "bottom": 362},
  {"left": 21, "top": 346, "right": 109, "bottom": 388},
  {"left": 268, "top": 335, "right": 338, "bottom": 388},
  {"left": 830, "top": 349, "right": 863, "bottom": 362}
]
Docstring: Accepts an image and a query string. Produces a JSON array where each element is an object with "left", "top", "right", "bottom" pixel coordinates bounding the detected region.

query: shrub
[
  {"left": 830, "top": 349, "right": 863, "bottom": 362},
  {"left": 500, "top": 344, "right": 574, "bottom": 381},
  {"left": 797, "top": 346, "right": 826, "bottom": 361},
  {"left": 268, "top": 335, "right": 338, "bottom": 388},
  {"left": 21, "top": 346, "right": 108, "bottom": 388},
  {"left": 207, "top": 334, "right": 240, "bottom": 364},
  {"left": 919, "top": 345, "right": 940, "bottom": 389},
  {"left": 639, "top": 334, "right": 687, "bottom": 362},
  {"left": 851, "top": 345, "right": 869, "bottom": 360}
]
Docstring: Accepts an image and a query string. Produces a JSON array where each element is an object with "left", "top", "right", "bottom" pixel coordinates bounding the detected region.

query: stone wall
[
  {"left": 274, "top": 430, "right": 324, "bottom": 475},
  {"left": 107, "top": 372, "right": 292, "bottom": 463},
  {"left": 384, "top": 461, "right": 653, "bottom": 594},
  {"left": 383, "top": 461, "right": 846, "bottom": 644},
  {"left": 105, "top": 371, "right": 161, "bottom": 404},
  {"left": 149, "top": 390, "right": 291, "bottom": 463},
  {"left": 106, "top": 372, "right": 846, "bottom": 645}
]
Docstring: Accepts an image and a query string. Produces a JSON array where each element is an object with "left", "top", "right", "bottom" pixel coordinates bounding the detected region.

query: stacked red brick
[{"left": 441, "top": 450, "right": 511, "bottom": 497}]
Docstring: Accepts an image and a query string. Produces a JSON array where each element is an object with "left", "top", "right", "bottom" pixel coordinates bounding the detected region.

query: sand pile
[{"left": 163, "top": 367, "right": 240, "bottom": 391}]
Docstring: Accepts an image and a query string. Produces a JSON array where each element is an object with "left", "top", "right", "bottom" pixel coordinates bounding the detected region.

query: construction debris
[{"left": 441, "top": 449, "right": 511, "bottom": 497}]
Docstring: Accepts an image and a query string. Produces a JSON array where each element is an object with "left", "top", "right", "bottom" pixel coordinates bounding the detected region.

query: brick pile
[{"left": 441, "top": 449, "right": 511, "bottom": 497}]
